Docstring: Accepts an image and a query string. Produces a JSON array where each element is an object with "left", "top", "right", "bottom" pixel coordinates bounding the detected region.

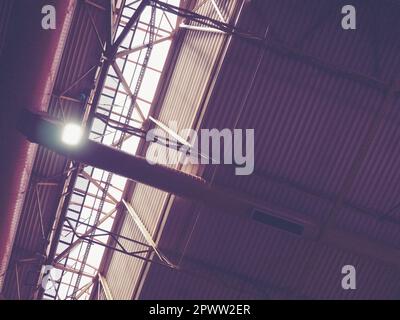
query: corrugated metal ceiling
[
  {"left": 101, "top": 0, "right": 243, "bottom": 299},
  {"left": 1, "top": 0, "right": 109, "bottom": 299},
  {"left": 101, "top": 0, "right": 400, "bottom": 299}
]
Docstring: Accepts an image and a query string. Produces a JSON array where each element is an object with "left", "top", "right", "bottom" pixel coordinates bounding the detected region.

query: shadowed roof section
[
  {"left": 98, "top": 0, "right": 400, "bottom": 300},
  {"left": 2, "top": 0, "right": 400, "bottom": 300}
]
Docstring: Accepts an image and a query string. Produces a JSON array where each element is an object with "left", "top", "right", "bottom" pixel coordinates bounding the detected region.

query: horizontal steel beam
[
  {"left": 54, "top": 206, "right": 118, "bottom": 262},
  {"left": 19, "top": 111, "right": 400, "bottom": 270},
  {"left": 115, "top": 34, "right": 174, "bottom": 59},
  {"left": 122, "top": 199, "right": 176, "bottom": 268},
  {"left": 179, "top": 24, "right": 226, "bottom": 34}
]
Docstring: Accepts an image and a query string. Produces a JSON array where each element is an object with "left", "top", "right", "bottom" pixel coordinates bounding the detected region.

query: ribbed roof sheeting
[
  {"left": 156, "top": 0, "right": 238, "bottom": 133},
  {"left": 104, "top": 217, "right": 148, "bottom": 300},
  {"left": 262, "top": 0, "right": 400, "bottom": 83},
  {"left": 207, "top": 0, "right": 400, "bottom": 249},
  {"left": 134, "top": 0, "right": 240, "bottom": 239},
  {"left": 3, "top": 101, "right": 75, "bottom": 264},
  {"left": 102, "top": 188, "right": 169, "bottom": 299},
  {"left": 131, "top": 0, "right": 400, "bottom": 299},
  {"left": 0, "top": 0, "right": 13, "bottom": 57},
  {"left": 54, "top": 1, "right": 107, "bottom": 99},
  {"left": 101, "top": 0, "right": 242, "bottom": 300},
  {"left": 346, "top": 96, "right": 400, "bottom": 220},
  {"left": 2, "top": 0, "right": 108, "bottom": 299},
  {"left": 140, "top": 206, "right": 400, "bottom": 299}
]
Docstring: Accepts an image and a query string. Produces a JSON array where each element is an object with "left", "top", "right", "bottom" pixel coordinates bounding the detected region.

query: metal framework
[
  {"left": 36, "top": 0, "right": 398, "bottom": 300},
  {"left": 41, "top": 0, "right": 189, "bottom": 300},
  {"left": 53, "top": 0, "right": 233, "bottom": 301},
  {"left": 38, "top": 0, "right": 242, "bottom": 299}
]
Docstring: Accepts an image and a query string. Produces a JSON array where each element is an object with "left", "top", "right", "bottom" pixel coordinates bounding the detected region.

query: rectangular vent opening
[{"left": 252, "top": 209, "right": 304, "bottom": 235}]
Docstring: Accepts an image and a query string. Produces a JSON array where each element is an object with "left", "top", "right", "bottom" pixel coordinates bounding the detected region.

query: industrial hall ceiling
[{"left": 0, "top": 0, "right": 400, "bottom": 301}]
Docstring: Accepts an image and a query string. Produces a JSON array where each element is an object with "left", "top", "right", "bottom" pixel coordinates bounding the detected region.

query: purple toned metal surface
[
  {"left": 100, "top": 0, "right": 244, "bottom": 300},
  {"left": 1, "top": 0, "right": 109, "bottom": 299},
  {"left": 133, "top": 0, "right": 400, "bottom": 299},
  {"left": 0, "top": 0, "right": 13, "bottom": 56},
  {"left": 0, "top": 0, "right": 75, "bottom": 293}
]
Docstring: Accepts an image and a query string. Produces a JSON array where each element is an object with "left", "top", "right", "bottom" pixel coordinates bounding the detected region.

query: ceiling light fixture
[{"left": 61, "top": 123, "right": 83, "bottom": 146}]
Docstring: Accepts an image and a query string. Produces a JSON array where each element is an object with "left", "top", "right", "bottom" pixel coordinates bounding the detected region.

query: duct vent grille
[{"left": 252, "top": 209, "right": 304, "bottom": 235}]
